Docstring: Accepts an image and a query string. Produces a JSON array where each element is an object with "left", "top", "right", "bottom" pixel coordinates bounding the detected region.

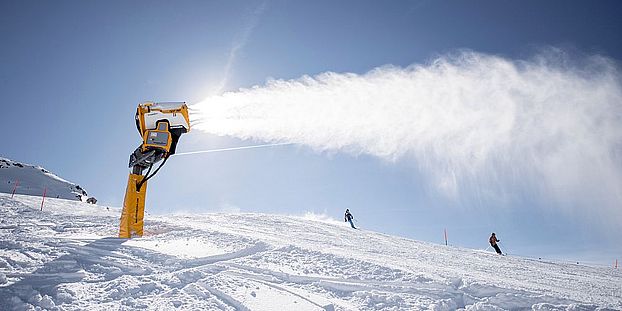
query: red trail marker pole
[
  {"left": 11, "top": 179, "right": 19, "bottom": 198},
  {"left": 444, "top": 228, "right": 448, "bottom": 246},
  {"left": 40, "top": 187, "right": 47, "bottom": 211}
]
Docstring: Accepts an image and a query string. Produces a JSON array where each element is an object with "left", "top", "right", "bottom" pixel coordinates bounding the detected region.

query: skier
[
  {"left": 344, "top": 209, "right": 356, "bottom": 229},
  {"left": 489, "top": 233, "right": 502, "bottom": 255}
]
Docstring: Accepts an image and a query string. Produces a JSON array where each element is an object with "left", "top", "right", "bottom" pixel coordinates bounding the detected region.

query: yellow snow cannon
[{"left": 119, "top": 102, "right": 190, "bottom": 238}]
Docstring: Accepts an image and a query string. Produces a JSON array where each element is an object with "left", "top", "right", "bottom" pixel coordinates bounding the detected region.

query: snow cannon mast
[{"left": 119, "top": 102, "right": 190, "bottom": 238}]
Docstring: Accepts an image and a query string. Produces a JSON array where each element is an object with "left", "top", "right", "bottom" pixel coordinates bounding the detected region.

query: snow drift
[
  {"left": 0, "top": 193, "right": 620, "bottom": 310},
  {"left": 191, "top": 50, "right": 622, "bottom": 226}
]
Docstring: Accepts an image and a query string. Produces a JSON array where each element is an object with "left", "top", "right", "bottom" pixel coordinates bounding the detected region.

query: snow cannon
[{"left": 119, "top": 102, "right": 190, "bottom": 238}]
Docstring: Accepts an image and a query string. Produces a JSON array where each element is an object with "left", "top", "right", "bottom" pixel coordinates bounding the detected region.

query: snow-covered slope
[
  {"left": 0, "top": 193, "right": 620, "bottom": 310},
  {"left": 0, "top": 158, "right": 89, "bottom": 201}
]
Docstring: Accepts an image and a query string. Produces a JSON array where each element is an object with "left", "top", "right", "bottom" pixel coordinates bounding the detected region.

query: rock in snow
[{"left": 0, "top": 193, "right": 620, "bottom": 310}]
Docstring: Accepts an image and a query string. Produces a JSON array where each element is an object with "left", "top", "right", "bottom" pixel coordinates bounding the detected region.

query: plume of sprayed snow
[
  {"left": 302, "top": 212, "right": 344, "bottom": 226},
  {"left": 192, "top": 50, "right": 622, "bottom": 225}
]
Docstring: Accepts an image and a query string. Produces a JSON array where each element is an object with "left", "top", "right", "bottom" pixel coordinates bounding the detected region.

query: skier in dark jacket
[
  {"left": 489, "top": 233, "right": 502, "bottom": 255},
  {"left": 344, "top": 209, "right": 356, "bottom": 229}
]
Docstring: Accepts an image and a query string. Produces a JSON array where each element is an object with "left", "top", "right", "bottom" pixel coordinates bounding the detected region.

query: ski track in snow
[{"left": 0, "top": 193, "right": 621, "bottom": 310}]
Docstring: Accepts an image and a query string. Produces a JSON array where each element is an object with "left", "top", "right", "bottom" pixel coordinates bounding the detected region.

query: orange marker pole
[
  {"left": 11, "top": 179, "right": 19, "bottom": 198},
  {"left": 444, "top": 228, "right": 448, "bottom": 246},
  {"left": 40, "top": 187, "right": 47, "bottom": 211}
]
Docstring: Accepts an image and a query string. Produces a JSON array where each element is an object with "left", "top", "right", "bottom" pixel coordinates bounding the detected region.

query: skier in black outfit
[
  {"left": 344, "top": 209, "right": 356, "bottom": 229},
  {"left": 489, "top": 233, "right": 502, "bottom": 255}
]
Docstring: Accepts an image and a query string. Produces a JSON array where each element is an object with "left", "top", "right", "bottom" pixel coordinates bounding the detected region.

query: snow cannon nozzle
[{"left": 131, "top": 101, "right": 191, "bottom": 169}]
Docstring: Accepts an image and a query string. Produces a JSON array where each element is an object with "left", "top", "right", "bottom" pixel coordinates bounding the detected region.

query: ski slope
[
  {"left": 0, "top": 158, "right": 90, "bottom": 201},
  {"left": 0, "top": 193, "right": 620, "bottom": 310}
]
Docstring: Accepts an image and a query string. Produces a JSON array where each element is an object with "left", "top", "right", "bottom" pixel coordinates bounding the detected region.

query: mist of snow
[{"left": 191, "top": 50, "right": 622, "bottom": 225}]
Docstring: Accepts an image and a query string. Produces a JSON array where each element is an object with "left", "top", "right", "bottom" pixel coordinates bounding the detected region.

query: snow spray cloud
[{"left": 192, "top": 50, "right": 622, "bottom": 225}]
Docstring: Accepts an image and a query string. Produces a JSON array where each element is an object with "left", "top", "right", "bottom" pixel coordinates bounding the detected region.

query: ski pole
[{"left": 498, "top": 241, "right": 509, "bottom": 255}]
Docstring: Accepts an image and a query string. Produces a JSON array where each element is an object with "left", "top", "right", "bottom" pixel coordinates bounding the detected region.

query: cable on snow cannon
[{"left": 119, "top": 102, "right": 190, "bottom": 238}]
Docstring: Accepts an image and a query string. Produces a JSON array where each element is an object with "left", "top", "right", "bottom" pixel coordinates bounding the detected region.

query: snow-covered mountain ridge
[
  {"left": 0, "top": 157, "right": 90, "bottom": 201},
  {"left": 0, "top": 193, "right": 620, "bottom": 310}
]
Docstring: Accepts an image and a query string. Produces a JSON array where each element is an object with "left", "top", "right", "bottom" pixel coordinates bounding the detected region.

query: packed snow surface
[
  {"left": 0, "top": 193, "right": 620, "bottom": 310},
  {"left": 0, "top": 158, "right": 89, "bottom": 201}
]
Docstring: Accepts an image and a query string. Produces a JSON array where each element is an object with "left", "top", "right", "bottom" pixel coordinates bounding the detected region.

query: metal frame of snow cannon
[{"left": 119, "top": 102, "right": 190, "bottom": 238}]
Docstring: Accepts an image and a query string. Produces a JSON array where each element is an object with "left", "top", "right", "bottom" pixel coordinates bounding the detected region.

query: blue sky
[{"left": 1, "top": 0, "right": 621, "bottom": 264}]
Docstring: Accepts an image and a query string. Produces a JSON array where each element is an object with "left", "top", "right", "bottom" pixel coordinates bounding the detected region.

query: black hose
[{"left": 136, "top": 156, "right": 168, "bottom": 191}]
